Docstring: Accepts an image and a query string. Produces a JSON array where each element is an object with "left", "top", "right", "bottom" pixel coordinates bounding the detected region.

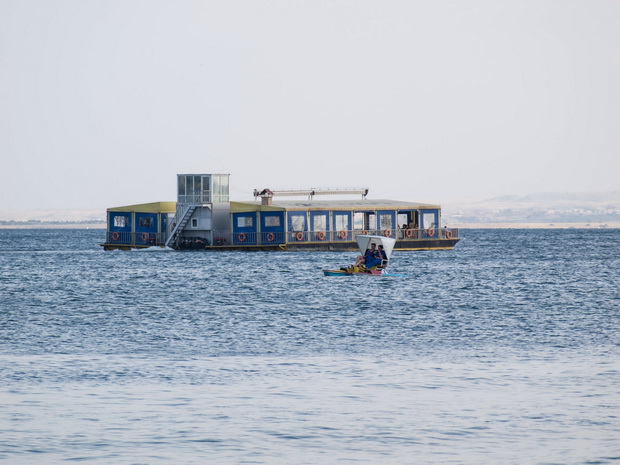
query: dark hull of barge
[{"left": 201, "top": 238, "right": 459, "bottom": 252}]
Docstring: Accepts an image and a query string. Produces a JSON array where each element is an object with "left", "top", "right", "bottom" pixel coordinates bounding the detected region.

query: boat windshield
[{"left": 356, "top": 235, "right": 396, "bottom": 259}]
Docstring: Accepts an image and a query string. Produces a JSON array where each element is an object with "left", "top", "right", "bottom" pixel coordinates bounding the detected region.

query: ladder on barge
[{"left": 165, "top": 204, "right": 197, "bottom": 248}]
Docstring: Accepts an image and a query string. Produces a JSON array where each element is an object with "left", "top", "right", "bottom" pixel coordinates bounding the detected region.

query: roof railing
[{"left": 253, "top": 188, "right": 369, "bottom": 201}]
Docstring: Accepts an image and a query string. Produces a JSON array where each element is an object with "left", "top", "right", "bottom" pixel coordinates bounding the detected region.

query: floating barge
[{"left": 101, "top": 174, "right": 459, "bottom": 251}]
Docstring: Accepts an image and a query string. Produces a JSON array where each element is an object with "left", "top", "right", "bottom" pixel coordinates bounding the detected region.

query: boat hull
[
  {"left": 101, "top": 235, "right": 459, "bottom": 252},
  {"left": 322, "top": 269, "right": 407, "bottom": 277},
  {"left": 195, "top": 238, "right": 458, "bottom": 252}
]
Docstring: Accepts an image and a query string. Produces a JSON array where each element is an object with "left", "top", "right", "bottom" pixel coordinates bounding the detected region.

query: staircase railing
[{"left": 165, "top": 204, "right": 197, "bottom": 247}]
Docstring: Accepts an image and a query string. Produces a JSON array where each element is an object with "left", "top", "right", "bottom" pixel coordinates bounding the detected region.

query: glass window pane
[
  {"left": 368, "top": 214, "right": 376, "bottom": 230},
  {"left": 422, "top": 212, "right": 436, "bottom": 229},
  {"left": 265, "top": 216, "right": 280, "bottom": 227},
  {"left": 237, "top": 216, "right": 253, "bottom": 227},
  {"left": 313, "top": 215, "right": 326, "bottom": 231},
  {"left": 291, "top": 215, "right": 305, "bottom": 231},
  {"left": 335, "top": 215, "right": 348, "bottom": 231},
  {"left": 220, "top": 175, "right": 229, "bottom": 195},
  {"left": 202, "top": 176, "right": 210, "bottom": 202},
  {"left": 353, "top": 212, "right": 364, "bottom": 230}
]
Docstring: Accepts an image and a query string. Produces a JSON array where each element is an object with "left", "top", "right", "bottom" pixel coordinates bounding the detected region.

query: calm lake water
[{"left": 1, "top": 228, "right": 619, "bottom": 464}]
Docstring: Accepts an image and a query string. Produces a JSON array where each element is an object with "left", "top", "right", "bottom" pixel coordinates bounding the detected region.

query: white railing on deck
[
  {"left": 106, "top": 227, "right": 459, "bottom": 248},
  {"left": 210, "top": 227, "right": 459, "bottom": 247},
  {"left": 106, "top": 231, "right": 166, "bottom": 246}
]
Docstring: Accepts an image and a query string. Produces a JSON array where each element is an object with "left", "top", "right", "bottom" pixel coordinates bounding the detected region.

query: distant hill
[
  {"left": 443, "top": 191, "right": 620, "bottom": 225},
  {"left": 0, "top": 219, "right": 105, "bottom": 226},
  {"left": 0, "top": 209, "right": 105, "bottom": 224},
  {"left": 0, "top": 210, "right": 106, "bottom": 228}
]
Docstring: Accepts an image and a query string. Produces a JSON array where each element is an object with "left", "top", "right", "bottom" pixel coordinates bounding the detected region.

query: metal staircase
[{"left": 165, "top": 204, "right": 197, "bottom": 248}]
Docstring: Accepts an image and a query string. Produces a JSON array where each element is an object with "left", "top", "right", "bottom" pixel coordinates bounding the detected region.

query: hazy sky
[{"left": 2, "top": 0, "right": 619, "bottom": 212}]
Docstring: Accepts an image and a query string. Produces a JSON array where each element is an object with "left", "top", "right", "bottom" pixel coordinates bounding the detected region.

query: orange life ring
[
  {"left": 238, "top": 232, "right": 246, "bottom": 242},
  {"left": 317, "top": 231, "right": 325, "bottom": 241},
  {"left": 427, "top": 228, "right": 435, "bottom": 237},
  {"left": 445, "top": 230, "right": 452, "bottom": 239},
  {"left": 405, "top": 229, "right": 413, "bottom": 238},
  {"left": 383, "top": 229, "right": 391, "bottom": 237},
  {"left": 362, "top": 230, "right": 368, "bottom": 235},
  {"left": 338, "top": 230, "right": 347, "bottom": 239},
  {"left": 267, "top": 232, "right": 275, "bottom": 242},
  {"left": 295, "top": 231, "right": 304, "bottom": 241},
  {"left": 141, "top": 232, "right": 149, "bottom": 241},
  {"left": 111, "top": 231, "right": 120, "bottom": 241}
]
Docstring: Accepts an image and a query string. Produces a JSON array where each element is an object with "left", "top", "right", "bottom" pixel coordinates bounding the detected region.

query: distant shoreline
[
  {"left": 0, "top": 222, "right": 618, "bottom": 230},
  {"left": 450, "top": 222, "right": 620, "bottom": 229},
  {"left": 0, "top": 223, "right": 107, "bottom": 229}
]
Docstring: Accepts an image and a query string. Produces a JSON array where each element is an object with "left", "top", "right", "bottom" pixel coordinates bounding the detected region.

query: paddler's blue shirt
[{"left": 364, "top": 247, "right": 382, "bottom": 268}]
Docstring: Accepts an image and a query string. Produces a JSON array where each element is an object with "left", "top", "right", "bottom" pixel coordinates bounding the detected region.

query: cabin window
[
  {"left": 202, "top": 176, "right": 211, "bottom": 203},
  {"left": 397, "top": 214, "right": 408, "bottom": 229},
  {"left": 264, "top": 216, "right": 281, "bottom": 227},
  {"left": 139, "top": 217, "right": 153, "bottom": 228},
  {"left": 334, "top": 214, "right": 349, "bottom": 231},
  {"left": 113, "top": 216, "right": 127, "bottom": 227},
  {"left": 367, "top": 214, "right": 377, "bottom": 230},
  {"left": 237, "top": 216, "right": 253, "bottom": 228},
  {"left": 291, "top": 215, "right": 305, "bottom": 231},
  {"left": 422, "top": 212, "right": 436, "bottom": 229},
  {"left": 313, "top": 215, "right": 327, "bottom": 232},
  {"left": 191, "top": 218, "right": 198, "bottom": 228},
  {"left": 212, "top": 174, "right": 230, "bottom": 203},
  {"left": 193, "top": 176, "right": 202, "bottom": 195},
  {"left": 380, "top": 214, "right": 393, "bottom": 230},
  {"left": 353, "top": 212, "right": 364, "bottom": 230},
  {"left": 178, "top": 175, "right": 202, "bottom": 203},
  {"left": 180, "top": 176, "right": 201, "bottom": 203}
]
